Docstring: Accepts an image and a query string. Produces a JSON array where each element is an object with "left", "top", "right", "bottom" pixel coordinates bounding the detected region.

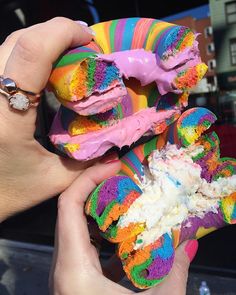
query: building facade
[
  {"left": 209, "top": 0, "right": 236, "bottom": 124},
  {"left": 209, "top": 0, "right": 236, "bottom": 90},
  {"left": 162, "top": 5, "right": 218, "bottom": 94}
]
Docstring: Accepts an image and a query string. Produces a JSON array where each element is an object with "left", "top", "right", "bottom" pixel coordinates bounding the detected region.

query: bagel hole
[{"left": 140, "top": 269, "right": 149, "bottom": 278}]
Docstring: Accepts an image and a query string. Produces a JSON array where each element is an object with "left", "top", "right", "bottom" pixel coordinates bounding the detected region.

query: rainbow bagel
[
  {"left": 85, "top": 107, "right": 236, "bottom": 289},
  {"left": 49, "top": 18, "right": 207, "bottom": 161}
]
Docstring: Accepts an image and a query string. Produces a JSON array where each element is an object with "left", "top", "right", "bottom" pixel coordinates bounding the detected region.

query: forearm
[
  {"left": 0, "top": 173, "right": 42, "bottom": 221},
  {"left": 0, "top": 186, "right": 25, "bottom": 222}
]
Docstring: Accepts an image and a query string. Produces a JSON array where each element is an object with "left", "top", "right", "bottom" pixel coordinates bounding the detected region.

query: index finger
[
  {"left": 55, "top": 160, "right": 121, "bottom": 266},
  {"left": 0, "top": 24, "right": 42, "bottom": 73},
  {"left": 4, "top": 17, "right": 94, "bottom": 94}
]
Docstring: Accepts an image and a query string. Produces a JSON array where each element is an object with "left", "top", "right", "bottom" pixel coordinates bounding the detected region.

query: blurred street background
[
  {"left": 0, "top": 0, "right": 235, "bottom": 294},
  {"left": 0, "top": 238, "right": 235, "bottom": 295}
]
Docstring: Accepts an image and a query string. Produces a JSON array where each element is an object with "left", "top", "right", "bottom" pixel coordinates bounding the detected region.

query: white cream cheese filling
[{"left": 117, "top": 143, "right": 236, "bottom": 250}]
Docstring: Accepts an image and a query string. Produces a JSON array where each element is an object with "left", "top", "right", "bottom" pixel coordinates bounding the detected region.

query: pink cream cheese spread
[
  {"left": 68, "top": 45, "right": 201, "bottom": 115},
  {"left": 50, "top": 108, "right": 178, "bottom": 160},
  {"left": 50, "top": 44, "right": 204, "bottom": 160}
]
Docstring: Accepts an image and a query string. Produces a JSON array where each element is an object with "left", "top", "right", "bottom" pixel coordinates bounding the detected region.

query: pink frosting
[
  {"left": 64, "top": 85, "right": 127, "bottom": 115},
  {"left": 50, "top": 108, "right": 179, "bottom": 160},
  {"left": 160, "top": 39, "right": 201, "bottom": 70},
  {"left": 98, "top": 47, "right": 200, "bottom": 96},
  {"left": 66, "top": 46, "right": 201, "bottom": 115},
  {"left": 50, "top": 45, "right": 202, "bottom": 160}
]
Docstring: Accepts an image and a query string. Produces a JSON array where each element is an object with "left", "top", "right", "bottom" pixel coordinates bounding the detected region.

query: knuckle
[
  {"left": 49, "top": 17, "right": 76, "bottom": 40},
  {"left": 50, "top": 16, "right": 74, "bottom": 30},
  {"left": 57, "top": 193, "right": 68, "bottom": 211},
  {"left": 0, "top": 44, "right": 4, "bottom": 53},
  {"left": 14, "top": 33, "right": 41, "bottom": 63},
  {"left": 57, "top": 192, "right": 78, "bottom": 212},
  {"left": 3, "top": 29, "right": 24, "bottom": 45}
]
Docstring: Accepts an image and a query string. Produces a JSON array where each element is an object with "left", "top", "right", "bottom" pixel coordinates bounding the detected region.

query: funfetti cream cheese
[{"left": 117, "top": 143, "right": 236, "bottom": 250}]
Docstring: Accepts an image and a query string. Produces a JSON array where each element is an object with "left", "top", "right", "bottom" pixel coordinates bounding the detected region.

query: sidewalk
[{"left": 0, "top": 239, "right": 235, "bottom": 295}]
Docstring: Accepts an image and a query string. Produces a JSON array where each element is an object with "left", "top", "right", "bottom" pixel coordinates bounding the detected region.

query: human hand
[
  {"left": 0, "top": 17, "right": 95, "bottom": 221},
  {"left": 50, "top": 158, "right": 198, "bottom": 295}
]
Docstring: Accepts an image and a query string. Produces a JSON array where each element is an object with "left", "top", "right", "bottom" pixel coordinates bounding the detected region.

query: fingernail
[
  {"left": 75, "top": 20, "right": 96, "bottom": 35},
  {"left": 75, "top": 20, "right": 89, "bottom": 26},
  {"left": 185, "top": 240, "right": 198, "bottom": 262},
  {"left": 82, "top": 26, "right": 96, "bottom": 36},
  {"left": 100, "top": 153, "right": 119, "bottom": 164}
]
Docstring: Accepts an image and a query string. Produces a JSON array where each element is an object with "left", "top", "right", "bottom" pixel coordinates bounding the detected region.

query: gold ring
[{"left": 0, "top": 76, "right": 42, "bottom": 111}]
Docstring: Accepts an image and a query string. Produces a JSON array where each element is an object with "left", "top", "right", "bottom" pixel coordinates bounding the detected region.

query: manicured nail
[
  {"left": 82, "top": 26, "right": 96, "bottom": 36},
  {"left": 75, "top": 20, "right": 89, "bottom": 26},
  {"left": 75, "top": 20, "right": 96, "bottom": 35},
  {"left": 100, "top": 153, "right": 119, "bottom": 164},
  {"left": 76, "top": 21, "right": 96, "bottom": 36},
  {"left": 185, "top": 240, "right": 198, "bottom": 262}
]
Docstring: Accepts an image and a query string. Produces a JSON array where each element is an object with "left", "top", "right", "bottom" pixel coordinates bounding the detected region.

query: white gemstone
[{"left": 9, "top": 93, "right": 30, "bottom": 111}]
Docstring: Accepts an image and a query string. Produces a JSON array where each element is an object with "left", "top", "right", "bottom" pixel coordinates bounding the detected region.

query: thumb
[
  {"left": 150, "top": 240, "right": 198, "bottom": 295},
  {"left": 50, "top": 157, "right": 121, "bottom": 290},
  {"left": 55, "top": 156, "right": 121, "bottom": 263}
]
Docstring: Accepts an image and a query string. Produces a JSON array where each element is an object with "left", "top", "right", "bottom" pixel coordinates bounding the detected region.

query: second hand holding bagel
[{"left": 51, "top": 159, "right": 197, "bottom": 295}]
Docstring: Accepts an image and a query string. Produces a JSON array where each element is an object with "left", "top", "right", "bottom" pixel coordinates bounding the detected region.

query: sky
[{"left": 161, "top": 4, "right": 210, "bottom": 22}]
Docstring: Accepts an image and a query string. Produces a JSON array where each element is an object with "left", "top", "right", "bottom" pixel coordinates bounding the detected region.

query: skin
[
  {"left": 50, "top": 161, "right": 196, "bottom": 295},
  {"left": 0, "top": 17, "right": 95, "bottom": 221}
]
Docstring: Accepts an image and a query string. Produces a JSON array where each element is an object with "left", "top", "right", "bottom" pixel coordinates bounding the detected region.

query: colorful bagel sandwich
[
  {"left": 47, "top": 18, "right": 236, "bottom": 290},
  {"left": 48, "top": 17, "right": 207, "bottom": 161},
  {"left": 85, "top": 107, "right": 236, "bottom": 289}
]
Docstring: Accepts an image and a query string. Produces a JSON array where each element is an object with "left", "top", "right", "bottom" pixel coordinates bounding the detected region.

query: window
[
  {"left": 225, "top": 1, "right": 236, "bottom": 24},
  {"left": 204, "top": 26, "right": 213, "bottom": 37},
  {"left": 208, "top": 59, "right": 217, "bottom": 70},
  {"left": 207, "top": 43, "right": 215, "bottom": 54},
  {"left": 230, "top": 38, "right": 236, "bottom": 65}
]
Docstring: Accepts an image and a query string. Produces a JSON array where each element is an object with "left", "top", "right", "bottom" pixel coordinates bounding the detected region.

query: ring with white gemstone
[{"left": 0, "top": 76, "right": 41, "bottom": 111}]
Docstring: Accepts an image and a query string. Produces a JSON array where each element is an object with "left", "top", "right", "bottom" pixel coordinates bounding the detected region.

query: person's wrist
[
  {"left": 0, "top": 162, "right": 40, "bottom": 222},
  {"left": 0, "top": 187, "right": 17, "bottom": 222},
  {"left": 0, "top": 155, "right": 26, "bottom": 221}
]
